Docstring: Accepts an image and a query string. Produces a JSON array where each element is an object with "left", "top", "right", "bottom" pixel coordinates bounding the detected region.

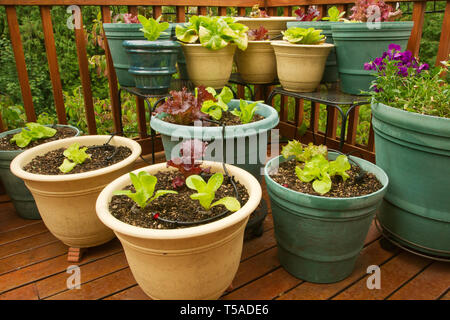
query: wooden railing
[{"left": 0, "top": 0, "right": 449, "bottom": 162}]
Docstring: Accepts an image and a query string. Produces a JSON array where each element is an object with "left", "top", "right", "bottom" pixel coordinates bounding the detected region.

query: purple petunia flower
[
  {"left": 388, "top": 43, "right": 402, "bottom": 52},
  {"left": 418, "top": 63, "right": 429, "bottom": 73}
]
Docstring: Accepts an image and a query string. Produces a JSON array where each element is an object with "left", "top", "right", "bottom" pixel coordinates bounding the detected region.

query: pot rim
[
  {"left": 270, "top": 40, "right": 334, "bottom": 48},
  {"left": 331, "top": 21, "right": 414, "bottom": 31},
  {"left": 123, "top": 39, "right": 181, "bottom": 49},
  {"left": 264, "top": 152, "right": 389, "bottom": 201},
  {"left": 95, "top": 161, "right": 262, "bottom": 240},
  {"left": 179, "top": 42, "right": 237, "bottom": 48},
  {"left": 10, "top": 135, "right": 142, "bottom": 182},
  {"left": 235, "top": 17, "right": 297, "bottom": 22}
]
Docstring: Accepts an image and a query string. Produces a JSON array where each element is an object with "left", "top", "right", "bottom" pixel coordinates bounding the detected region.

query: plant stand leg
[{"left": 67, "top": 247, "right": 86, "bottom": 263}]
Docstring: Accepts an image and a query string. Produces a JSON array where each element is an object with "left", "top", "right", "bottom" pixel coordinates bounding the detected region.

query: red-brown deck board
[{"left": 0, "top": 179, "right": 448, "bottom": 300}]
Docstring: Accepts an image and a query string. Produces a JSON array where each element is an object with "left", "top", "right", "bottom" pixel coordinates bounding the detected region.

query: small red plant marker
[{"left": 153, "top": 213, "right": 160, "bottom": 220}]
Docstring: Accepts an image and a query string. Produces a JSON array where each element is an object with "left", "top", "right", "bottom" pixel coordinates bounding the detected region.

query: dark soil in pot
[
  {"left": 23, "top": 145, "right": 132, "bottom": 175},
  {"left": 0, "top": 127, "right": 77, "bottom": 151},
  {"left": 110, "top": 170, "right": 249, "bottom": 229},
  {"left": 162, "top": 111, "right": 265, "bottom": 126},
  {"left": 270, "top": 159, "right": 383, "bottom": 198}
]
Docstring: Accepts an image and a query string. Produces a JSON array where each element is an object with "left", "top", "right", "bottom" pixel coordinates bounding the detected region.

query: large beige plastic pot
[
  {"left": 235, "top": 17, "right": 296, "bottom": 39},
  {"left": 96, "top": 161, "right": 262, "bottom": 300},
  {"left": 235, "top": 40, "right": 277, "bottom": 84},
  {"left": 181, "top": 43, "right": 236, "bottom": 89},
  {"left": 10, "top": 135, "right": 142, "bottom": 248},
  {"left": 271, "top": 41, "right": 334, "bottom": 92}
]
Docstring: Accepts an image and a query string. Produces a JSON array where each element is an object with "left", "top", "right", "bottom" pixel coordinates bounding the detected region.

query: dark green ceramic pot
[
  {"left": 123, "top": 40, "right": 180, "bottom": 95},
  {"left": 0, "top": 125, "right": 80, "bottom": 219},
  {"left": 372, "top": 102, "right": 450, "bottom": 258},
  {"left": 264, "top": 153, "right": 388, "bottom": 283},
  {"left": 287, "top": 21, "right": 339, "bottom": 83},
  {"left": 331, "top": 22, "right": 413, "bottom": 94}
]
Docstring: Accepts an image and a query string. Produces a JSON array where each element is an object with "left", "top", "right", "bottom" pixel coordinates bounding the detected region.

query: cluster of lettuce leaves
[
  {"left": 58, "top": 143, "right": 91, "bottom": 173},
  {"left": 230, "top": 100, "right": 262, "bottom": 124},
  {"left": 176, "top": 16, "right": 248, "bottom": 51},
  {"left": 282, "top": 27, "right": 325, "bottom": 45},
  {"left": 138, "top": 15, "right": 170, "bottom": 41},
  {"left": 281, "top": 140, "right": 351, "bottom": 195},
  {"left": 10, "top": 123, "right": 56, "bottom": 148}
]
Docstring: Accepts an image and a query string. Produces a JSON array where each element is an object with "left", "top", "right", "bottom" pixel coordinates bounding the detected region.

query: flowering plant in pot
[
  {"left": 96, "top": 139, "right": 262, "bottom": 299},
  {"left": 271, "top": 27, "right": 334, "bottom": 92},
  {"left": 264, "top": 140, "right": 389, "bottom": 283},
  {"left": 123, "top": 15, "right": 180, "bottom": 95},
  {"left": 10, "top": 135, "right": 142, "bottom": 254},
  {"left": 367, "top": 44, "right": 450, "bottom": 258},
  {"left": 288, "top": 6, "right": 346, "bottom": 83},
  {"left": 150, "top": 86, "right": 279, "bottom": 238},
  {"left": 175, "top": 15, "right": 248, "bottom": 89},
  {"left": 234, "top": 26, "right": 278, "bottom": 84},
  {"left": 331, "top": 0, "right": 413, "bottom": 94},
  {"left": 0, "top": 123, "right": 79, "bottom": 219}
]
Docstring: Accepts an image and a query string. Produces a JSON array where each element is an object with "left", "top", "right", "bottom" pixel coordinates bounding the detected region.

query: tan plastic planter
[
  {"left": 181, "top": 43, "right": 236, "bottom": 89},
  {"left": 271, "top": 41, "right": 334, "bottom": 92},
  {"left": 10, "top": 135, "right": 142, "bottom": 248},
  {"left": 235, "top": 17, "right": 296, "bottom": 39},
  {"left": 235, "top": 40, "right": 277, "bottom": 84},
  {"left": 96, "top": 161, "right": 262, "bottom": 300}
]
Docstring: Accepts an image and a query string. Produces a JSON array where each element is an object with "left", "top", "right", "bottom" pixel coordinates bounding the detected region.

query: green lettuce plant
[
  {"left": 186, "top": 173, "right": 241, "bottom": 211},
  {"left": 281, "top": 140, "right": 351, "bottom": 195},
  {"left": 282, "top": 27, "right": 325, "bottom": 45},
  {"left": 230, "top": 100, "right": 262, "bottom": 124},
  {"left": 322, "top": 6, "right": 346, "bottom": 22},
  {"left": 176, "top": 15, "right": 248, "bottom": 51},
  {"left": 200, "top": 87, "right": 234, "bottom": 120},
  {"left": 59, "top": 143, "right": 91, "bottom": 173},
  {"left": 113, "top": 171, "right": 177, "bottom": 209},
  {"left": 10, "top": 122, "right": 56, "bottom": 148},
  {"left": 138, "top": 15, "right": 170, "bottom": 41}
]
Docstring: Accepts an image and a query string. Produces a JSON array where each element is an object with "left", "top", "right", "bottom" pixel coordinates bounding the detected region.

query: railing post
[
  {"left": 407, "top": 1, "right": 426, "bottom": 57},
  {"left": 436, "top": 0, "right": 450, "bottom": 66}
]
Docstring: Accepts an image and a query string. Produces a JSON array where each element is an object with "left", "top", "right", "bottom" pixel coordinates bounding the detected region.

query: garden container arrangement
[
  {"left": 367, "top": 45, "right": 450, "bottom": 258},
  {"left": 0, "top": 123, "right": 79, "bottom": 219},
  {"left": 176, "top": 15, "right": 248, "bottom": 89},
  {"left": 96, "top": 139, "right": 262, "bottom": 299},
  {"left": 272, "top": 27, "right": 334, "bottom": 92},
  {"left": 331, "top": 0, "right": 413, "bottom": 94},
  {"left": 265, "top": 140, "right": 388, "bottom": 283},
  {"left": 287, "top": 6, "right": 346, "bottom": 83},
  {"left": 234, "top": 26, "right": 277, "bottom": 84},
  {"left": 10, "top": 135, "right": 141, "bottom": 250},
  {"left": 123, "top": 15, "right": 180, "bottom": 95}
]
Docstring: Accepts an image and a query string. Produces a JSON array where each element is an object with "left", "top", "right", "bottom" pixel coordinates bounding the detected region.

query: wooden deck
[{"left": 0, "top": 176, "right": 449, "bottom": 300}]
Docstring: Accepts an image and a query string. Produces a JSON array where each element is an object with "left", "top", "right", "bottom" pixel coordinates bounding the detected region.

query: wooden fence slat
[
  {"left": 101, "top": 5, "right": 121, "bottom": 134},
  {"left": 40, "top": 6, "right": 67, "bottom": 124},
  {"left": 5, "top": 6, "right": 36, "bottom": 122},
  {"left": 176, "top": 6, "right": 185, "bottom": 22},
  {"left": 219, "top": 7, "right": 227, "bottom": 16},
  {"left": 72, "top": 6, "right": 97, "bottom": 134},
  {"left": 407, "top": 1, "right": 426, "bottom": 57},
  {"left": 368, "top": 121, "right": 375, "bottom": 152},
  {"left": 135, "top": 97, "right": 147, "bottom": 138},
  {"left": 311, "top": 102, "right": 320, "bottom": 133},
  {"left": 238, "top": 7, "right": 246, "bottom": 16},
  {"left": 128, "top": 5, "right": 138, "bottom": 15},
  {"left": 436, "top": 0, "right": 450, "bottom": 66},
  {"left": 326, "top": 106, "right": 338, "bottom": 139},
  {"left": 346, "top": 105, "right": 359, "bottom": 145},
  {"left": 152, "top": 5, "right": 162, "bottom": 18},
  {"left": 198, "top": 6, "right": 207, "bottom": 15},
  {"left": 0, "top": 112, "right": 4, "bottom": 132}
]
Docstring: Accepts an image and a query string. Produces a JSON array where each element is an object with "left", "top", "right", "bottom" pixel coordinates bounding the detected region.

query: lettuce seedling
[
  {"left": 248, "top": 26, "right": 269, "bottom": 41},
  {"left": 281, "top": 140, "right": 327, "bottom": 162},
  {"left": 282, "top": 27, "right": 325, "bottom": 45},
  {"left": 113, "top": 171, "right": 177, "bottom": 209},
  {"left": 294, "top": 6, "right": 320, "bottom": 21},
  {"left": 321, "top": 6, "right": 346, "bottom": 22},
  {"left": 138, "top": 15, "right": 170, "bottom": 41},
  {"left": 200, "top": 87, "right": 234, "bottom": 121},
  {"left": 230, "top": 99, "right": 262, "bottom": 124},
  {"left": 10, "top": 123, "right": 57, "bottom": 148},
  {"left": 186, "top": 173, "right": 241, "bottom": 212},
  {"left": 58, "top": 143, "right": 91, "bottom": 173}
]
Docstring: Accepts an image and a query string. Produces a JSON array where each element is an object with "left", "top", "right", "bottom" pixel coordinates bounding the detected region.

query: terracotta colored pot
[
  {"left": 180, "top": 43, "right": 236, "bottom": 89},
  {"left": 271, "top": 41, "right": 334, "bottom": 92},
  {"left": 96, "top": 161, "right": 262, "bottom": 300},
  {"left": 235, "top": 17, "right": 296, "bottom": 39},
  {"left": 235, "top": 40, "right": 277, "bottom": 84},
  {"left": 10, "top": 135, "right": 142, "bottom": 248}
]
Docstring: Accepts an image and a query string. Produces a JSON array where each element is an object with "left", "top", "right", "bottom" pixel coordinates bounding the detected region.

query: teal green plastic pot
[
  {"left": 287, "top": 21, "right": 339, "bottom": 83},
  {"left": 123, "top": 40, "right": 180, "bottom": 95},
  {"left": 172, "top": 23, "right": 189, "bottom": 80},
  {"left": 150, "top": 100, "right": 279, "bottom": 180},
  {"left": 0, "top": 125, "right": 80, "bottom": 219},
  {"left": 264, "top": 153, "right": 389, "bottom": 283},
  {"left": 371, "top": 102, "right": 450, "bottom": 258},
  {"left": 331, "top": 22, "right": 413, "bottom": 94},
  {"left": 103, "top": 23, "right": 173, "bottom": 87}
]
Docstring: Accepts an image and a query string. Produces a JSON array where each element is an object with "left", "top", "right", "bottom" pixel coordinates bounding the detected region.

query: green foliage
[
  {"left": 186, "top": 173, "right": 241, "bottom": 211},
  {"left": 282, "top": 27, "right": 325, "bottom": 44},
  {"left": 200, "top": 86, "right": 234, "bottom": 120},
  {"left": 10, "top": 122, "right": 56, "bottom": 148},
  {"left": 0, "top": 95, "right": 26, "bottom": 130},
  {"left": 281, "top": 141, "right": 328, "bottom": 162},
  {"left": 138, "top": 15, "right": 170, "bottom": 41},
  {"left": 322, "top": 6, "right": 346, "bottom": 22},
  {"left": 176, "top": 15, "right": 248, "bottom": 50},
  {"left": 230, "top": 99, "right": 261, "bottom": 124},
  {"left": 113, "top": 171, "right": 177, "bottom": 209},
  {"left": 58, "top": 143, "right": 91, "bottom": 173}
]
